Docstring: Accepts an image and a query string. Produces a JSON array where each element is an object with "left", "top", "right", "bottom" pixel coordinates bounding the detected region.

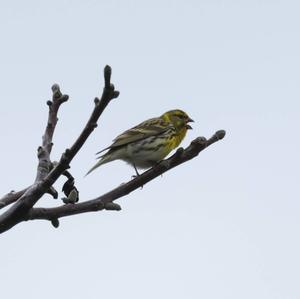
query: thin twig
[{"left": 35, "top": 85, "right": 69, "bottom": 182}]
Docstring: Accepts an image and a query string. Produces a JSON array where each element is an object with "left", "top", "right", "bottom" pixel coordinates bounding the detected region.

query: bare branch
[
  {"left": 0, "top": 65, "right": 119, "bottom": 234},
  {"left": 43, "top": 66, "right": 119, "bottom": 186},
  {"left": 0, "top": 188, "right": 28, "bottom": 210},
  {"left": 27, "top": 130, "right": 225, "bottom": 223},
  {"left": 35, "top": 85, "right": 69, "bottom": 182},
  {"left": 0, "top": 84, "right": 68, "bottom": 211}
]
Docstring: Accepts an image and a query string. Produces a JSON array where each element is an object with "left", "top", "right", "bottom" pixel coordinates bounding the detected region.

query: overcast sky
[{"left": 1, "top": 1, "right": 299, "bottom": 298}]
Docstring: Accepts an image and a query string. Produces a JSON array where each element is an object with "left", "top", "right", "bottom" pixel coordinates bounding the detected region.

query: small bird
[{"left": 86, "top": 109, "right": 194, "bottom": 176}]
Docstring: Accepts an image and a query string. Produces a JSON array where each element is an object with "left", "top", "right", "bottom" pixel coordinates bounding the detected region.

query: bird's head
[{"left": 161, "top": 109, "right": 194, "bottom": 131}]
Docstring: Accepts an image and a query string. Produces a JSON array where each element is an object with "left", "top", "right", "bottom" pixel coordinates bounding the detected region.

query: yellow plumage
[{"left": 86, "top": 109, "right": 194, "bottom": 176}]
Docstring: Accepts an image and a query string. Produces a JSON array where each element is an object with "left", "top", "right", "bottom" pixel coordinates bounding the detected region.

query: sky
[{"left": 0, "top": 1, "right": 299, "bottom": 298}]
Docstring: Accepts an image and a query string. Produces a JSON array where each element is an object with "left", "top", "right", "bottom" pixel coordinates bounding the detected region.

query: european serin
[{"left": 86, "top": 109, "right": 194, "bottom": 176}]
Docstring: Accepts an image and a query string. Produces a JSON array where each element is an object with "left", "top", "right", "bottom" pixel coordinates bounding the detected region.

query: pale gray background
[{"left": 1, "top": 1, "right": 299, "bottom": 298}]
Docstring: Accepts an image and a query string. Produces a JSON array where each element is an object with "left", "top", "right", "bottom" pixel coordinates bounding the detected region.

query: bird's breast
[
  {"left": 120, "top": 127, "right": 187, "bottom": 169},
  {"left": 171, "top": 127, "right": 187, "bottom": 148}
]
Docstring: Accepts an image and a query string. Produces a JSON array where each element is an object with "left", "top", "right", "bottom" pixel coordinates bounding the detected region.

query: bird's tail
[{"left": 85, "top": 154, "right": 112, "bottom": 176}]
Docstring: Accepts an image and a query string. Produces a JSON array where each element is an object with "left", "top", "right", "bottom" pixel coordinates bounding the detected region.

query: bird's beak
[{"left": 186, "top": 117, "right": 194, "bottom": 129}]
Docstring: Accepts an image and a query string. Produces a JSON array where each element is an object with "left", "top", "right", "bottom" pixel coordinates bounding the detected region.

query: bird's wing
[{"left": 96, "top": 117, "right": 172, "bottom": 155}]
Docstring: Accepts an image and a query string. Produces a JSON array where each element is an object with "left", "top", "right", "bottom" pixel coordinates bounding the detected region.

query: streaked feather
[
  {"left": 86, "top": 109, "right": 193, "bottom": 176},
  {"left": 96, "top": 118, "right": 172, "bottom": 155}
]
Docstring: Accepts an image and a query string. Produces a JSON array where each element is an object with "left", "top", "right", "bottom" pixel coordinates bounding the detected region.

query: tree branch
[
  {"left": 42, "top": 65, "right": 119, "bottom": 188},
  {"left": 0, "top": 65, "right": 119, "bottom": 234},
  {"left": 27, "top": 130, "right": 225, "bottom": 223},
  {"left": 0, "top": 88, "right": 68, "bottom": 210},
  {"left": 36, "top": 84, "right": 69, "bottom": 182},
  {"left": 0, "top": 188, "right": 28, "bottom": 210}
]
